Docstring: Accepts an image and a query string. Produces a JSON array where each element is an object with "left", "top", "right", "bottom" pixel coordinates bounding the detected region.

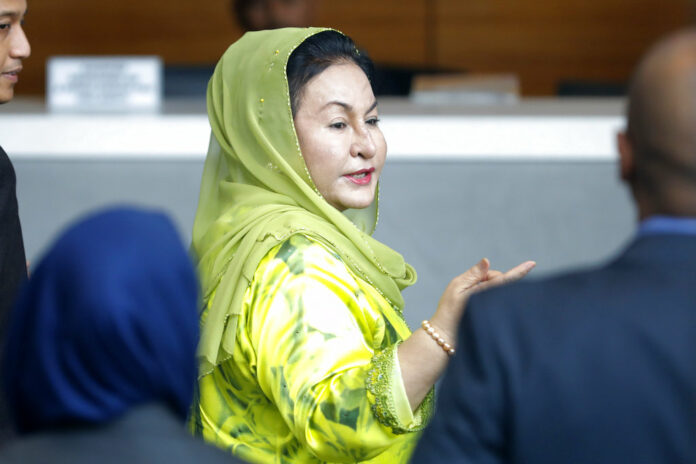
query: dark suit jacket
[
  {"left": 0, "top": 145, "right": 26, "bottom": 445},
  {"left": 412, "top": 235, "right": 696, "bottom": 463},
  {"left": 0, "top": 403, "right": 244, "bottom": 463}
]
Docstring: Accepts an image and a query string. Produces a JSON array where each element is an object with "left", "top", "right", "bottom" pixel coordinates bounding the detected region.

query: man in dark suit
[
  {"left": 0, "top": 0, "right": 30, "bottom": 446},
  {"left": 412, "top": 29, "right": 696, "bottom": 464}
]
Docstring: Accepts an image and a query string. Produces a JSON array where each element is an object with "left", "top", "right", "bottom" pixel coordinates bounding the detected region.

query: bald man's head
[{"left": 624, "top": 28, "right": 696, "bottom": 217}]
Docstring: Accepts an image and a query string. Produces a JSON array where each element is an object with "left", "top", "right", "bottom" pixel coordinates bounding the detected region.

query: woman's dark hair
[{"left": 286, "top": 30, "right": 375, "bottom": 116}]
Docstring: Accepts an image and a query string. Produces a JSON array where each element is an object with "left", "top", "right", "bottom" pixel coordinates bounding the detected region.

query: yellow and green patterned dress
[{"left": 190, "top": 235, "right": 433, "bottom": 463}]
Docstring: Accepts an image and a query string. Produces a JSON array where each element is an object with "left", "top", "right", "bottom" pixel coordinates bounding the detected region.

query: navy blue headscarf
[{"left": 2, "top": 207, "right": 199, "bottom": 434}]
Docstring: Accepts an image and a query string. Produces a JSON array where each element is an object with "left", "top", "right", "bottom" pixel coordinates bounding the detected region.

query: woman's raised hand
[
  {"left": 430, "top": 258, "right": 536, "bottom": 344},
  {"left": 398, "top": 257, "right": 535, "bottom": 410}
]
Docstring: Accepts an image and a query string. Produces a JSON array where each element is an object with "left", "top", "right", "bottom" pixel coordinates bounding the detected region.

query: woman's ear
[{"left": 617, "top": 131, "right": 635, "bottom": 182}]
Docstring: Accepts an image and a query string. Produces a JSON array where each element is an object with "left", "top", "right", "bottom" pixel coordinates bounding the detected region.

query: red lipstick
[{"left": 344, "top": 167, "right": 375, "bottom": 185}]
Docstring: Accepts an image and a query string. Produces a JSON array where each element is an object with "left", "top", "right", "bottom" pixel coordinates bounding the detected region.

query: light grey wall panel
[{"left": 375, "top": 160, "right": 635, "bottom": 327}]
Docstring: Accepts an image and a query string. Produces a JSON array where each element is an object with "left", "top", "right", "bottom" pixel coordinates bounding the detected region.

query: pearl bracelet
[{"left": 421, "top": 320, "right": 455, "bottom": 356}]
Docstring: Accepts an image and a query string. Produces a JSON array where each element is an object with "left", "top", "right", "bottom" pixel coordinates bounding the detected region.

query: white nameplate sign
[{"left": 47, "top": 56, "right": 162, "bottom": 113}]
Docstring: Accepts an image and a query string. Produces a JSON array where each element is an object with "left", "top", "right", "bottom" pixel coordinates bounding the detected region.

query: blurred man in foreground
[
  {"left": 0, "top": 0, "right": 30, "bottom": 446},
  {"left": 412, "top": 28, "right": 696, "bottom": 464}
]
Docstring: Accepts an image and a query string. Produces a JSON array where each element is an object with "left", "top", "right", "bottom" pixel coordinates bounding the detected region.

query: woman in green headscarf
[{"left": 189, "top": 28, "right": 534, "bottom": 463}]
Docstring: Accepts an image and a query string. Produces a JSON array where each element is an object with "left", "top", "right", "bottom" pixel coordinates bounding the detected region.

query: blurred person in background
[
  {"left": 0, "top": 0, "right": 30, "bottom": 446},
  {"left": 412, "top": 28, "right": 696, "bottom": 464},
  {"left": 228, "top": 0, "right": 437, "bottom": 96},
  {"left": 0, "top": 207, "right": 242, "bottom": 463},
  {"left": 167, "top": 0, "right": 316, "bottom": 97},
  {"left": 189, "top": 27, "right": 533, "bottom": 463},
  {"left": 232, "top": 0, "right": 315, "bottom": 31}
]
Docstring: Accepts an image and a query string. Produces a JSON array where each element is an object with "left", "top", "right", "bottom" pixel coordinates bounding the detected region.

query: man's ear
[{"left": 617, "top": 131, "right": 634, "bottom": 182}]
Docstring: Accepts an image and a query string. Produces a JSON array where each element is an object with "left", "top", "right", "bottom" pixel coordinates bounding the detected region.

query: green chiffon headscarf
[{"left": 192, "top": 27, "right": 417, "bottom": 376}]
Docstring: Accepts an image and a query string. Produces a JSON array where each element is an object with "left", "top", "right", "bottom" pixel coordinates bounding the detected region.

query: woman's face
[{"left": 294, "top": 62, "right": 386, "bottom": 211}]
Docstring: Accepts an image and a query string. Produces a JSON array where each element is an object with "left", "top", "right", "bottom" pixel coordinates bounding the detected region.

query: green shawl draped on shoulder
[{"left": 192, "top": 27, "right": 417, "bottom": 376}]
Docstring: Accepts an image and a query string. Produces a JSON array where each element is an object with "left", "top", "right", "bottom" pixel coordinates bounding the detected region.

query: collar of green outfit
[{"left": 191, "top": 27, "right": 417, "bottom": 376}]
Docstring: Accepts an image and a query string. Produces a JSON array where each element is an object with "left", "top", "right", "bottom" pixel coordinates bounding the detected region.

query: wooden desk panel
[
  {"left": 12, "top": 0, "right": 694, "bottom": 97},
  {"left": 434, "top": 0, "right": 692, "bottom": 94},
  {"left": 20, "top": 0, "right": 240, "bottom": 96}
]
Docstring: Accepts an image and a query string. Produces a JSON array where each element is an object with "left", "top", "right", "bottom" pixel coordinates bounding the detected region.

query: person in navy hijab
[{"left": 0, "top": 207, "right": 241, "bottom": 463}]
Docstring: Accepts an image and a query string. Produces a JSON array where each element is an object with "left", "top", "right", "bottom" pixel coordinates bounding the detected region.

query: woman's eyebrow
[
  {"left": 322, "top": 101, "right": 352, "bottom": 111},
  {"left": 365, "top": 101, "right": 378, "bottom": 115},
  {"left": 321, "top": 100, "right": 379, "bottom": 115}
]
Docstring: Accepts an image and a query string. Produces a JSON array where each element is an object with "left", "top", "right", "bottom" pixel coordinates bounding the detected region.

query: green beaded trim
[{"left": 365, "top": 344, "right": 435, "bottom": 434}]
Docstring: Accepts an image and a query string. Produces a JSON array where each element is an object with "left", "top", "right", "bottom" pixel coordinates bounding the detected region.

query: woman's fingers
[
  {"left": 433, "top": 259, "right": 535, "bottom": 342},
  {"left": 452, "top": 258, "right": 490, "bottom": 292},
  {"left": 452, "top": 259, "right": 535, "bottom": 295},
  {"left": 502, "top": 260, "right": 536, "bottom": 283},
  {"left": 484, "top": 270, "right": 503, "bottom": 281},
  {"left": 438, "top": 258, "right": 490, "bottom": 311},
  {"left": 433, "top": 258, "right": 492, "bottom": 341},
  {"left": 478, "top": 261, "right": 536, "bottom": 292}
]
